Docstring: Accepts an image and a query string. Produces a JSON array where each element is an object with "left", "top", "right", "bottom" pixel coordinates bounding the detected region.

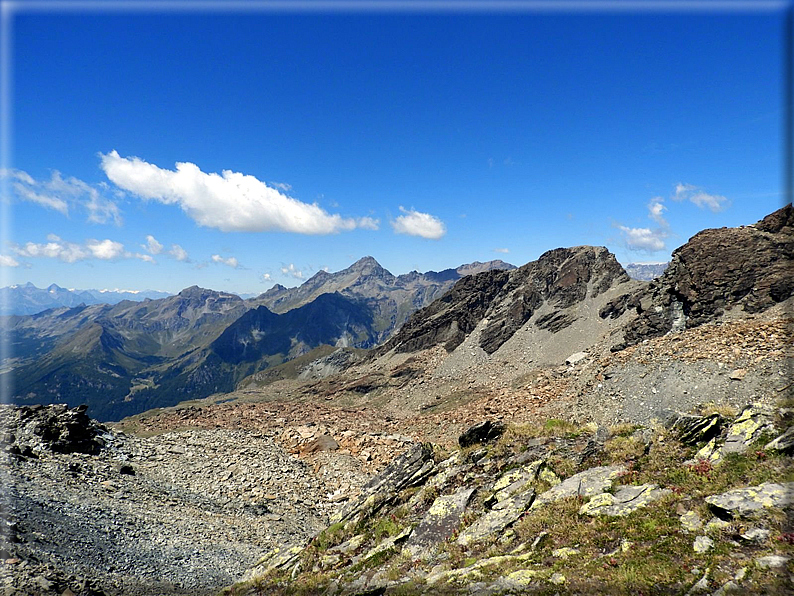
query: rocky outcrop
[
  {"left": 234, "top": 401, "right": 792, "bottom": 596},
  {"left": 378, "top": 246, "right": 630, "bottom": 356},
  {"left": 618, "top": 204, "right": 794, "bottom": 347},
  {"left": 1, "top": 404, "right": 108, "bottom": 455}
]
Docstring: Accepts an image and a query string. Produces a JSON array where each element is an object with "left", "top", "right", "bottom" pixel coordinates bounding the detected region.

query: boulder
[
  {"left": 693, "top": 536, "right": 714, "bottom": 553},
  {"left": 405, "top": 487, "right": 475, "bottom": 556},
  {"left": 721, "top": 405, "right": 776, "bottom": 454},
  {"left": 332, "top": 443, "right": 435, "bottom": 525},
  {"left": 765, "top": 426, "right": 794, "bottom": 454},
  {"left": 486, "top": 460, "right": 544, "bottom": 507},
  {"left": 531, "top": 465, "right": 625, "bottom": 510},
  {"left": 705, "top": 482, "right": 794, "bottom": 518},
  {"left": 458, "top": 420, "right": 506, "bottom": 448},
  {"left": 680, "top": 511, "right": 703, "bottom": 533},
  {"left": 301, "top": 434, "right": 339, "bottom": 454},
  {"left": 565, "top": 351, "right": 588, "bottom": 366},
  {"left": 755, "top": 555, "right": 790, "bottom": 569},
  {"left": 579, "top": 483, "right": 670, "bottom": 516},
  {"left": 621, "top": 204, "right": 794, "bottom": 346},
  {"left": 457, "top": 489, "right": 535, "bottom": 546}
]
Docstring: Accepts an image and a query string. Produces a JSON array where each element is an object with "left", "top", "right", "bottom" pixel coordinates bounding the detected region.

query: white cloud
[
  {"left": 617, "top": 225, "right": 668, "bottom": 252},
  {"left": 280, "top": 263, "right": 303, "bottom": 279},
  {"left": 617, "top": 197, "right": 671, "bottom": 253},
  {"left": 0, "top": 254, "right": 19, "bottom": 267},
  {"left": 15, "top": 237, "right": 87, "bottom": 263},
  {"left": 2, "top": 168, "right": 122, "bottom": 224},
  {"left": 262, "top": 273, "right": 272, "bottom": 282},
  {"left": 100, "top": 151, "right": 376, "bottom": 234},
  {"left": 493, "top": 248, "right": 510, "bottom": 254},
  {"left": 672, "top": 183, "right": 729, "bottom": 212},
  {"left": 212, "top": 254, "right": 239, "bottom": 268},
  {"left": 86, "top": 238, "right": 125, "bottom": 260},
  {"left": 12, "top": 235, "right": 146, "bottom": 263},
  {"left": 357, "top": 216, "right": 380, "bottom": 231},
  {"left": 270, "top": 181, "right": 292, "bottom": 192},
  {"left": 391, "top": 206, "right": 446, "bottom": 240},
  {"left": 647, "top": 197, "right": 667, "bottom": 226},
  {"left": 169, "top": 244, "right": 189, "bottom": 262},
  {"left": 142, "top": 234, "right": 163, "bottom": 255}
]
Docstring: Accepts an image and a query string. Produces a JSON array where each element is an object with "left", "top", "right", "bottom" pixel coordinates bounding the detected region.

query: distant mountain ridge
[
  {"left": 252, "top": 257, "right": 515, "bottom": 343},
  {"left": 0, "top": 282, "right": 172, "bottom": 316},
  {"left": 0, "top": 257, "right": 515, "bottom": 420},
  {"left": 623, "top": 262, "right": 669, "bottom": 281}
]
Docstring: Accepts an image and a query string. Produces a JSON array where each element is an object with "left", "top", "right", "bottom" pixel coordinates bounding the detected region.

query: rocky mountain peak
[
  {"left": 347, "top": 256, "right": 392, "bottom": 280},
  {"left": 455, "top": 259, "right": 516, "bottom": 276},
  {"left": 176, "top": 285, "right": 207, "bottom": 297},
  {"left": 378, "top": 245, "right": 631, "bottom": 357}
]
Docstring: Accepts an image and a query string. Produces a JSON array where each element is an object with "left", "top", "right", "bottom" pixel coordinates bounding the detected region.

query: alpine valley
[{"left": 0, "top": 259, "right": 514, "bottom": 421}]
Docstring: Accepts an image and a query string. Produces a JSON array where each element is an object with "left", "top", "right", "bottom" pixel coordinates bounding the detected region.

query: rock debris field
[{"left": 0, "top": 404, "right": 365, "bottom": 595}]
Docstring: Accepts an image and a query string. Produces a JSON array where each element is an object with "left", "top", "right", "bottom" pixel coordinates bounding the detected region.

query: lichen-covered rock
[
  {"left": 694, "top": 405, "right": 777, "bottom": 463},
  {"left": 693, "top": 536, "right": 714, "bottom": 553},
  {"left": 705, "top": 482, "right": 794, "bottom": 518},
  {"left": 579, "top": 483, "right": 670, "bottom": 516},
  {"left": 497, "top": 569, "right": 543, "bottom": 590},
  {"left": 359, "top": 526, "right": 411, "bottom": 564},
  {"left": 242, "top": 545, "right": 304, "bottom": 581},
  {"left": 486, "top": 459, "right": 544, "bottom": 507},
  {"left": 721, "top": 404, "right": 776, "bottom": 454},
  {"left": 755, "top": 555, "right": 790, "bottom": 569},
  {"left": 332, "top": 442, "right": 435, "bottom": 525},
  {"left": 457, "top": 488, "right": 535, "bottom": 546},
  {"left": 405, "top": 487, "right": 475, "bottom": 557},
  {"left": 531, "top": 465, "right": 625, "bottom": 510},
  {"left": 739, "top": 528, "right": 770, "bottom": 544},
  {"left": 764, "top": 426, "right": 794, "bottom": 454},
  {"left": 406, "top": 457, "right": 471, "bottom": 511},
  {"left": 552, "top": 546, "right": 580, "bottom": 559},
  {"left": 680, "top": 511, "right": 703, "bottom": 533}
]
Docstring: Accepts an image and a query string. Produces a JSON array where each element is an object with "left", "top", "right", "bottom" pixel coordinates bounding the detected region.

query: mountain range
[
  {"left": 4, "top": 199, "right": 791, "bottom": 425},
  {"left": 0, "top": 258, "right": 514, "bottom": 420},
  {"left": 2, "top": 259, "right": 658, "bottom": 318},
  {"left": 0, "top": 283, "right": 172, "bottom": 316}
]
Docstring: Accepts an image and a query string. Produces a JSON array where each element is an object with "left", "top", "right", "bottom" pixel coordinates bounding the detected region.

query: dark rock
[
  {"left": 459, "top": 420, "right": 506, "bottom": 448},
  {"left": 118, "top": 464, "right": 135, "bottom": 476},
  {"left": 332, "top": 443, "right": 435, "bottom": 526},
  {"left": 377, "top": 246, "right": 630, "bottom": 356},
  {"left": 622, "top": 204, "right": 794, "bottom": 346},
  {"left": 599, "top": 293, "right": 633, "bottom": 320},
  {"left": 405, "top": 487, "right": 476, "bottom": 556},
  {"left": 534, "top": 311, "right": 576, "bottom": 333},
  {"left": 341, "top": 374, "right": 386, "bottom": 394},
  {"left": 668, "top": 414, "right": 724, "bottom": 445}
]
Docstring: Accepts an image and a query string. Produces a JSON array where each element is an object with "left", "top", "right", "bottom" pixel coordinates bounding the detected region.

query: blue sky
[{"left": 2, "top": 2, "right": 790, "bottom": 294}]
